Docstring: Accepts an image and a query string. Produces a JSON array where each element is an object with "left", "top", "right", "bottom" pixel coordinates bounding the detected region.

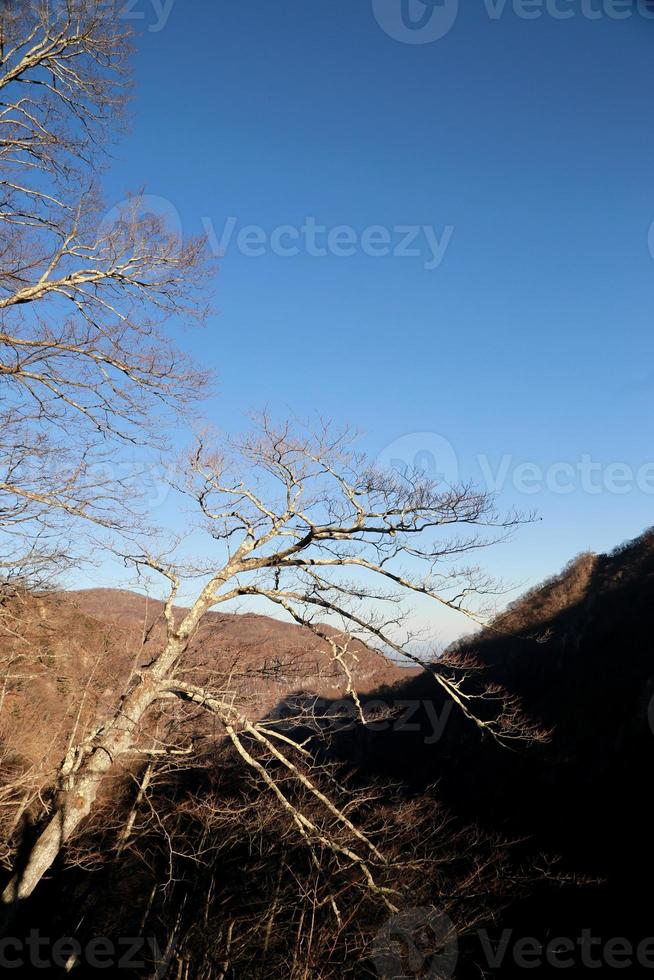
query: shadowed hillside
[
  {"left": 322, "top": 527, "right": 654, "bottom": 975},
  {"left": 2, "top": 531, "right": 654, "bottom": 976}
]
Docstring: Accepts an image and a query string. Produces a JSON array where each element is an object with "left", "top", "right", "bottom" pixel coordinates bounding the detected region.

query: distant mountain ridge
[{"left": 69, "top": 586, "right": 411, "bottom": 694}]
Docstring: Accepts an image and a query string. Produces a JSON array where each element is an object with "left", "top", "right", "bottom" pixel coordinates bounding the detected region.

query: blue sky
[{"left": 94, "top": 0, "right": 654, "bottom": 639}]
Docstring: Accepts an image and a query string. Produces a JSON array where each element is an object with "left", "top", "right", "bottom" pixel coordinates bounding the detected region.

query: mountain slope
[
  {"left": 3, "top": 531, "right": 654, "bottom": 977},
  {"left": 326, "top": 527, "right": 654, "bottom": 975}
]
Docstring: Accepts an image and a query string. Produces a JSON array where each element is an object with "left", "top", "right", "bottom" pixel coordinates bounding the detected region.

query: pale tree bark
[
  {"left": 0, "top": 4, "right": 214, "bottom": 860},
  {"left": 0, "top": 1, "right": 214, "bottom": 576},
  {"left": 2, "top": 418, "right": 541, "bottom": 906}
]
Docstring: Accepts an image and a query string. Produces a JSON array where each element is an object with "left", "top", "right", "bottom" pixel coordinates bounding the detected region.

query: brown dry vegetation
[
  {"left": 0, "top": 584, "right": 540, "bottom": 978},
  {"left": 3, "top": 530, "right": 654, "bottom": 976},
  {"left": 0, "top": 585, "right": 412, "bottom": 862},
  {"left": 1, "top": 6, "right": 650, "bottom": 976}
]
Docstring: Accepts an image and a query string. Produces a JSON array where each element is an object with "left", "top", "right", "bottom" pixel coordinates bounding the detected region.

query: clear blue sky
[{"left": 96, "top": 0, "right": 654, "bottom": 639}]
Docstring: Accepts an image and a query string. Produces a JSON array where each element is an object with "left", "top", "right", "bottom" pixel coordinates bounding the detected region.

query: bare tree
[
  {"left": 0, "top": 1, "right": 213, "bottom": 573},
  {"left": 85, "top": 737, "right": 543, "bottom": 979},
  {"left": 0, "top": 3, "right": 540, "bottom": 941},
  {"left": 1, "top": 418, "right": 537, "bottom": 906}
]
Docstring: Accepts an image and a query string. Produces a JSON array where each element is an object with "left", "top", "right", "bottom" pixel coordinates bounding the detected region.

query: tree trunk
[{"left": 1, "top": 673, "right": 161, "bottom": 904}]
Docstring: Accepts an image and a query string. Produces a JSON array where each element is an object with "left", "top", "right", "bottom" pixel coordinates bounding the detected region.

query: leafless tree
[
  {"left": 88, "top": 739, "right": 544, "bottom": 980},
  {"left": 0, "top": 5, "right": 542, "bottom": 951},
  {"left": 0, "top": 1, "right": 213, "bottom": 575},
  {"left": 0, "top": 418, "right": 539, "bottom": 907}
]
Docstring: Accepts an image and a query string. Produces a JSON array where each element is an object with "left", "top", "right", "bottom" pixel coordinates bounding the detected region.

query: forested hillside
[{"left": 2, "top": 531, "right": 653, "bottom": 975}]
